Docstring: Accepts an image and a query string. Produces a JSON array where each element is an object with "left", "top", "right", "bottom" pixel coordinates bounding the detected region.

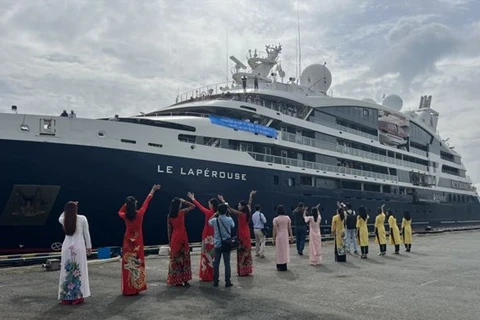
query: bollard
[{"left": 43, "top": 259, "right": 61, "bottom": 271}]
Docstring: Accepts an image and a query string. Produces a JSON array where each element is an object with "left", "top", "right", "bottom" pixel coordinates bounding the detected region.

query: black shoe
[
  {"left": 225, "top": 282, "right": 233, "bottom": 287},
  {"left": 213, "top": 282, "right": 219, "bottom": 287}
]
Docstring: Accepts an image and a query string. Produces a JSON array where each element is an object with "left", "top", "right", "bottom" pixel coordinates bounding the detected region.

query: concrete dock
[{"left": 1, "top": 230, "right": 479, "bottom": 320}]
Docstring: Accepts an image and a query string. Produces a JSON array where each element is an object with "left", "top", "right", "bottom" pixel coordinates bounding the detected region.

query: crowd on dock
[{"left": 56, "top": 184, "right": 413, "bottom": 305}]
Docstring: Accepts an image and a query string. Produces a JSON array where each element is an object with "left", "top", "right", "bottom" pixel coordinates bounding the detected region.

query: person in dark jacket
[
  {"left": 344, "top": 203, "right": 358, "bottom": 255},
  {"left": 292, "top": 202, "right": 307, "bottom": 255}
]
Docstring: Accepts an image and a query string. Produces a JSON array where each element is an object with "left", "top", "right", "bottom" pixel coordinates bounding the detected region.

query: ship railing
[
  {"left": 176, "top": 81, "right": 237, "bottom": 103},
  {"left": 310, "top": 117, "right": 377, "bottom": 140},
  {"left": 280, "top": 132, "right": 429, "bottom": 172},
  {"left": 175, "top": 78, "right": 315, "bottom": 105},
  {"left": 248, "top": 152, "right": 399, "bottom": 182}
]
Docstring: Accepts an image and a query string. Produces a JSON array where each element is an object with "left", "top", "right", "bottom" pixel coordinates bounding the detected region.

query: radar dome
[
  {"left": 362, "top": 98, "right": 376, "bottom": 104},
  {"left": 300, "top": 64, "right": 332, "bottom": 93},
  {"left": 382, "top": 94, "right": 403, "bottom": 111}
]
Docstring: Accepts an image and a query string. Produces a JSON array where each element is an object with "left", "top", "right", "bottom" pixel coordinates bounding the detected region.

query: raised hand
[
  {"left": 250, "top": 190, "right": 257, "bottom": 196},
  {"left": 151, "top": 184, "right": 161, "bottom": 193},
  {"left": 187, "top": 192, "right": 195, "bottom": 201},
  {"left": 217, "top": 194, "right": 225, "bottom": 202}
]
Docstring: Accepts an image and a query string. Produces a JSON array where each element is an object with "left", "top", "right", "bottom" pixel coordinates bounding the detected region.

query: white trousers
[{"left": 254, "top": 229, "right": 266, "bottom": 256}]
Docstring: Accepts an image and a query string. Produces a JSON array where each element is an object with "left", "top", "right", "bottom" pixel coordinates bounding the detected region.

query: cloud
[
  {"left": 0, "top": 0, "right": 479, "bottom": 188},
  {"left": 372, "top": 19, "right": 458, "bottom": 86}
]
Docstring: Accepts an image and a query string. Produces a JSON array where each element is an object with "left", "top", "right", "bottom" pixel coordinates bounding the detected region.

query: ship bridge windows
[
  {"left": 240, "top": 143, "right": 253, "bottom": 152},
  {"left": 440, "top": 151, "right": 455, "bottom": 162},
  {"left": 336, "top": 119, "right": 377, "bottom": 137},
  {"left": 39, "top": 118, "right": 56, "bottom": 136},
  {"left": 178, "top": 134, "right": 196, "bottom": 144},
  {"left": 442, "top": 165, "right": 460, "bottom": 176}
]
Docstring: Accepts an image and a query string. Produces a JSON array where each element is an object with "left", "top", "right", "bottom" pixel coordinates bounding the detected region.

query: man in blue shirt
[{"left": 208, "top": 203, "right": 235, "bottom": 287}]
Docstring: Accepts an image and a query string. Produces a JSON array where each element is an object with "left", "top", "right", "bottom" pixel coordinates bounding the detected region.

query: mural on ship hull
[{"left": 0, "top": 185, "right": 60, "bottom": 226}]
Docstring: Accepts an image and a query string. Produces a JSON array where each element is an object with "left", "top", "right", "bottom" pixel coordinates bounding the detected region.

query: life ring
[{"left": 51, "top": 242, "right": 62, "bottom": 251}]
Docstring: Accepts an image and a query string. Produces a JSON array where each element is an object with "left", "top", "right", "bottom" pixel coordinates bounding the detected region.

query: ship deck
[{"left": 1, "top": 230, "right": 479, "bottom": 320}]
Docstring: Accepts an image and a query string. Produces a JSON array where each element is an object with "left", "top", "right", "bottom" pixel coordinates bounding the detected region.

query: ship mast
[{"left": 296, "top": 1, "right": 302, "bottom": 84}]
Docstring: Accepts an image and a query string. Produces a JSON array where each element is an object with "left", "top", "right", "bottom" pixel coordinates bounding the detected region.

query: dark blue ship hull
[{"left": 1, "top": 139, "right": 479, "bottom": 254}]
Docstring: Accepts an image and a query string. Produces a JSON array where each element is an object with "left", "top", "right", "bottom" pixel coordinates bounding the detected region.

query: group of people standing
[
  {"left": 56, "top": 185, "right": 413, "bottom": 305},
  {"left": 330, "top": 202, "right": 413, "bottom": 262}
]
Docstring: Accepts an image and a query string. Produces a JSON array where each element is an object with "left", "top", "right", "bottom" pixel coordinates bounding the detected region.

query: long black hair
[
  {"left": 63, "top": 202, "right": 77, "bottom": 236},
  {"left": 169, "top": 197, "right": 181, "bottom": 218},
  {"left": 387, "top": 209, "right": 394, "bottom": 218},
  {"left": 338, "top": 208, "right": 345, "bottom": 221},
  {"left": 239, "top": 200, "right": 251, "bottom": 222},
  {"left": 311, "top": 207, "right": 319, "bottom": 222},
  {"left": 125, "top": 196, "right": 137, "bottom": 221},
  {"left": 276, "top": 205, "right": 286, "bottom": 215},
  {"left": 209, "top": 198, "right": 218, "bottom": 212},
  {"left": 358, "top": 206, "right": 367, "bottom": 220},
  {"left": 404, "top": 210, "right": 411, "bottom": 221}
]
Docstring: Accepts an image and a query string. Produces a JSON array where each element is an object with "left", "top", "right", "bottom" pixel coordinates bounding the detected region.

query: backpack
[{"left": 346, "top": 211, "right": 357, "bottom": 229}]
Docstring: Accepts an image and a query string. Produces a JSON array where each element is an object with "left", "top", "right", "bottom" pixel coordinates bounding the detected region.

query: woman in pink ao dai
[{"left": 304, "top": 205, "right": 322, "bottom": 265}]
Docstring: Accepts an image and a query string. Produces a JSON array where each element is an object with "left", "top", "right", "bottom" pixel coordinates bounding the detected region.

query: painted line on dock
[
  {"left": 354, "top": 295, "right": 384, "bottom": 305},
  {"left": 420, "top": 280, "right": 439, "bottom": 287}
]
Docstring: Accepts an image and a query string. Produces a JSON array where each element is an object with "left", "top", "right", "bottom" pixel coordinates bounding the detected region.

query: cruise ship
[{"left": 1, "top": 44, "right": 479, "bottom": 254}]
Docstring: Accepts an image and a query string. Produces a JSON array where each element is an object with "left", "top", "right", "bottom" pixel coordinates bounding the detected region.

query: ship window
[
  {"left": 119, "top": 118, "right": 196, "bottom": 132},
  {"left": 39, "top": 119, "right": 56, "bottom": 135},
  {"left": 97, "top": 131, "right": 105, "bottom": 138},
  {"left": 121, "top": 139, "right": 136, "bottom": 144},
  {"left": 148, "top": 143, "right": 163, "bottom": 148},
  {"left": 363, "top": 109, "right": 369, "bottom": 116},
  {"left": 273, "top": 175, "right": 279, "bottom": 185},
  {"left": 288, "top": 177, "right": 295, "bottom": 187},
  {"left": 240, "top": 143, "right": 253, "bottom": 152},
  {"left": 240, "top": 105, "right": 257, "bottom": 112},
  {"left": 300, "top": 176, "right": 313, "bottom": 186}
]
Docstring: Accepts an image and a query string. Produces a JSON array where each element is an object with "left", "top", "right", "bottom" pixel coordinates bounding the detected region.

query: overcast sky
[{"left": 1, "top": 0, "right": 479, "bottom": 188}]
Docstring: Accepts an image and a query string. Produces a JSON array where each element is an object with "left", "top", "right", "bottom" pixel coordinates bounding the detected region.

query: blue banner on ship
[{"left": 208, "top": 115, "right": 278, "bottom": 138}]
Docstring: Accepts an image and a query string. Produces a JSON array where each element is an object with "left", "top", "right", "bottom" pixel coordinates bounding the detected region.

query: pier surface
[{"left": 1, "top": 231, "right": 479, "bottom": 320}]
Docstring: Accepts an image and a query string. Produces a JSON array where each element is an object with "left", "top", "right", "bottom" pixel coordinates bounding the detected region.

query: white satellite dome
[
  {"left": 362, "top": 98, "right": 376, "bottom": 104},
  {"left": 382, "top": 94, "right": 403, "bottom": 111},
  {"left": 300, "top": 64, "right": 332, "bottom": 93}
]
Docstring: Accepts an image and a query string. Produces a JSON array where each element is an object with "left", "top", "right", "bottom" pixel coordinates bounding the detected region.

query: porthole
[
  {"left": 148, "top": 143, "right": 163, "bottom": 148},
  {"left": 19, "top": 124, "right": 30, "bottom": 132},
  {"left": 97, "top": 131, "right": 106, "bottom": 138}
]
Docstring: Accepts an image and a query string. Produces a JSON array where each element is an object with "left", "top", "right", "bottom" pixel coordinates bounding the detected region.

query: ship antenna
[
  {"left": 225, "top": 27, "right": 229, "bottom": 83},
  {"left": 296, "top": 1, "right": 302, "bottom": 84}
]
